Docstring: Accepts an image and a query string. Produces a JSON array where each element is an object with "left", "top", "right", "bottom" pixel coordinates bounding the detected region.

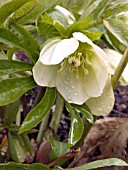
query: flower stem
[
  {"left": 16, "top": 107, "right": 21, "bottom": 126},
  {"left": 37, "top": 112, "right": 50, "bottom": 145},
  {"left": 33, "top": 87, "right": 45, "bottom": 108},
  {"left": 50, "top": 92, "right": 64, "bottom": 134},
  {"left": 34, "top": 87, "right": 46, "bottom": 145},
  {"left": 112, "top": 47, "right": 128, "bottom": 89}
]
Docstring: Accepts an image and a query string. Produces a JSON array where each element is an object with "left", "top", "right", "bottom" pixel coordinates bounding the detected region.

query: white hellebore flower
[
  {"left": 33, "top": 32, "right": 108, "bottom": 105},
  {"left": 104, "top": 48, "right": 128, "bottom": 85}
]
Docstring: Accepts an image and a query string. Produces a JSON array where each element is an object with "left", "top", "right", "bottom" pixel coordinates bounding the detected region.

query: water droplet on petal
[
  {"left": 98, "top": 108, "right": 102, "bottom": 111},
  {"left": 72, "top": 85, "right": 74, "bottom": 89},
  {"left": 68, "top": 96, "right": 71, "bottom": 101},
  {"left": 108, "top": 106, "right": 112, "bottom": 109},
  {"left": 74, "top": 92, "right": 77, "bottom": 96}
]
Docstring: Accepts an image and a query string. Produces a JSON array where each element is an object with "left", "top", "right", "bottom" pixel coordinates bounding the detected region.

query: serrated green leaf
[
  {"left": 104, "top": 19, "right": 128, "bottom": 53},
  {"left": 11, "top": 23, "right": 40, "bottom": 52},
  {"left": 0, "top": 76, "right": 36, "bottom": 106},
  {"left": 0, "top": 0, "right": 32, "bottom": 25},
  {"left": 60, "top": 0, "right": 89, "bottom": 15},
  {"left": 0, "top": 28, "right": 20, "bottom": 48},
  {"left": 80, "top": 0, "right": 128, "bottom": 21},
  {"left": 0, "top": 28, "right": 39, "bottom": 63},
  {"left": 37, "top": 13, "right": 66, "bottom": 37},
  {"left": 10, "top": 0, "right": 37, "bottom": 23},
  {"left": 15, "top": 0, "right": 60, "bottom": 25},
  {"left": 79, "top": 0, "right": 101, "bottom": 20},
  {"left": 4, "top": 99, "right": 20, "bottom": 125},
  {"left": 66, "top": 15, "right": 93, "bottom": 37},
  {"left": 37, "top": 14, "right": 60, "bottom": 37},
  {"left": 72, "top": 104, "right": 94, "bottom": 124},
  {"left": 66, "top": 103, "right": 84, "bottom": 148},
  {"left": 82, "top": 30, "right": 102, "bottom": 41},
  {"left": 19, "top": 88, "right": 56, "bottom": 134},
  {"left": 54, "top": 22, "right": 66, "bottom": 36},
  {"left": 50, "top": 138, "right": 69, "bottom": 162},
  {"left": 0, "top": 162, "right": 50, "bottom": 170},
  {"left": 10, "top": 23, "right": 40, "bottom": 62},
  {"left": 0, "top": 60, "right": 32, "bottom": 76},
  {"left": 92, "top": 0, "right": 108, "bottom": 19},
  {"left": 103, "top": 1, "right": 128, "bottom": 18},
  {"left": 66, "top": 158, "right": 128, "bottom": 170}
]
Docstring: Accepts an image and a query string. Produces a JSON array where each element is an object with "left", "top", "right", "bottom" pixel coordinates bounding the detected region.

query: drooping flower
[
  {"left": 33, "top": 32, "right": 108, "bottom": 105},
  {"left": 104, "top": 48, "right": 128, "bottom": 85}
]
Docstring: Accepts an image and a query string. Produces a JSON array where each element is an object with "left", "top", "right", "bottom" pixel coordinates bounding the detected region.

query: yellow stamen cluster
[{"left": 68, "top": 56, "right": 81, "bottom": 67}]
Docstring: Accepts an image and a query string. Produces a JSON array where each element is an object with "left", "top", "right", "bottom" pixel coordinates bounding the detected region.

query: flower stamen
[{"left": 68, "top": 56, "right": 81, "bottom": 68}]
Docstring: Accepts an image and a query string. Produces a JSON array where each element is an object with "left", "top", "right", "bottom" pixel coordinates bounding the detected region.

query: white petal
[
  {"left": 86, "top": 77, "right": 115, "bottom": 116},
  {"left": 104, "top": 48, "right": 128, "bottom": 85},
  {"left": 39, "top": 38, "right": 61, "bottom": 64},
  {"left": 93, "top": 45, "right": 113, "bottom": 74},
  {"left": 32, "top": 60, "right": 59, "bottom": 87},
  {"left": 103, "top": 48, "right": 121, "bottom": 74},
  {"left": 73, "top": 32, "right": 93, "bottom": 45},
  {"left": 40, "top": 38, "right": 79, "bottom": 65},
  {"left": 84, "top": 48, "right": 108, "bottom": 97},
  {"left": 56, "top": 61, "right": 89, "bottom": 104}
]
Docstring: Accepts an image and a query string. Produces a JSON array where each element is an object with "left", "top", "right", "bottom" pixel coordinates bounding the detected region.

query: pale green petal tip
[{"left": 86, "top": 77, "right": 115, "bottom": 116}]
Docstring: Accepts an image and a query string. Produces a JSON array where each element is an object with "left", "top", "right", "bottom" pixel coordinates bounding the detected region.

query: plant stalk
[
  {"left": 50, "top": 92, "right": 64, "bottom": 134},
  {"left": 37, "top": 112, "right": 50, "bottom": 145},
  {"left": 16, "top": 107, "right": 21, "bottom": 126},
  {"left": 33, "top": 87, "right": 45, "bottom": 108},
  {"left": 112, "top": 47, "right": 128, "bottom": 89}
]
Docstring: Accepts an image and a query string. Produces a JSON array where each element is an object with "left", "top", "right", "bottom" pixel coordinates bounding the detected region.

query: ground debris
[{"left": 69, "top": 118, "right": 128, "bottom": 170}]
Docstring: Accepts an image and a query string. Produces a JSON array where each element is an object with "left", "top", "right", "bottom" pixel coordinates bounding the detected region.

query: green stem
[
  {"left": 112, "top": 47, "right": 128, "bottom": 89},
  {"left": 33, "top": 87, "right": 45, "bottom": 108},
  {"left": 37, "top": 112, "right": 50, "bottom": 145},
  {"left": 50, "top": 92, "right": 64, "bottom": 134},
  {"left": 16, "top": 107, "right": 21, "bottom": 126},
  {"left": 34, "top": 87, "right": 46, "bottom": 145}
]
